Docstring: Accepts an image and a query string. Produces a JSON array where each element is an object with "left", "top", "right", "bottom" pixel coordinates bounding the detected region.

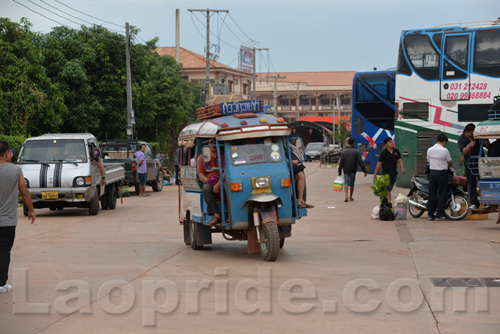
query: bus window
[
  {"left": 445, "top": 35, "right": 469, "bottom": 69},
  {"left": 402, "top": 102, "right": 429, "bottom": 121},
  {"left": 474, "top": 29, "right": 500, "bottom": 77},
  {"left": 404, "top": 34, "right": 440, "bottom": 80}
]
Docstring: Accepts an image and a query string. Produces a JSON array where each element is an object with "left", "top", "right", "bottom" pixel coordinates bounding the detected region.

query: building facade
[{"left": 255, "top": 72, "right": 355, "bottom": 124}]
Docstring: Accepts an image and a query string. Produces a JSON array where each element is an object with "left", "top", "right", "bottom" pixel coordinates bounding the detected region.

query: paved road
[{"left": 1, "top": 163, "right": 500, "bottom": 333}]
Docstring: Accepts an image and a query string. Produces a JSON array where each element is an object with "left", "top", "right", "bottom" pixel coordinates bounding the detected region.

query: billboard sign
[{"left": 239, "top": 48, "right": 253, "bottom": 74}]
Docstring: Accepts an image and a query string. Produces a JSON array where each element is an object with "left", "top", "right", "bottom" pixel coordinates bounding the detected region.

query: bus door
[{"left": 440, "top": 33, "right": 472, "bottom": 101}]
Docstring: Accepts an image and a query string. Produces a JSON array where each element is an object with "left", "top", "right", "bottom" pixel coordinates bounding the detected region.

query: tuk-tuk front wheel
[
  {"left": 259, "top": 222, "right": 280, "bottom": 262},
  {"left": 190, "top": 220, "right": 203, "bottom": 250}
]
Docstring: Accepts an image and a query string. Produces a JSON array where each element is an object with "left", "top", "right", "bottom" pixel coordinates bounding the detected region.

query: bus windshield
[
  {"left": 229, "top": 137, "right": 283, "bottom": 166},
  {"left": 19, "top": 139, "right": 87, "bottom": 164}
]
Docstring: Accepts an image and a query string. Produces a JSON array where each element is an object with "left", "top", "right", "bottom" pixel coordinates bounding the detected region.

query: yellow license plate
[{"left": 42, "top": 191, "right": 58, "bottom": 200}]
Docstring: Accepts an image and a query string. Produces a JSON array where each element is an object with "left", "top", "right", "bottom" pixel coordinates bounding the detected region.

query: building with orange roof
[
  {"left": 155, "top": 47, "right": 253, "bottom": 98},
  {"left": 255, "top": 71, "right": 355, "bottom": 123}
]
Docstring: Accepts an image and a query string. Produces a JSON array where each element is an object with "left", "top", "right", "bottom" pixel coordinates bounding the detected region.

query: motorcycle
[{"left": 407, "top": 169, "right": 469, "bottom": 220}]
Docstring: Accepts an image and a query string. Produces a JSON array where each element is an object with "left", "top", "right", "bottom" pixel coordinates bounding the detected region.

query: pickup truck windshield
[
  {"left": 229, "top": 137, "right": 283, "bottom": 166},
  {"left": 19, "top": 139, "right": 87, "bottom": 164}
]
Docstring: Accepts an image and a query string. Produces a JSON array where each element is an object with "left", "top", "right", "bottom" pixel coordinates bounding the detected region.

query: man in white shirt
[{"left": 426, "top": 134, "right": 453, "bottom": 221}]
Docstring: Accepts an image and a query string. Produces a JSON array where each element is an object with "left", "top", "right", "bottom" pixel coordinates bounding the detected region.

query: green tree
[
  {"left": 0, "top": 18, "right": 65, "bottom": 136},
  {"left": 332, "top": 117, "right": 351, "bottom": 147}
]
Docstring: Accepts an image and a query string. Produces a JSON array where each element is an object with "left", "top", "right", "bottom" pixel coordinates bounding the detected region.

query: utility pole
[
  {"left": 175, "top": 9, "right": 180, "bottom": 62},
  {"left": 266, "top": 74, "right": 286, "bottom": 116},
  {"left": 294, "top": 82, "right": 307, "bottom": 122},
  {"left": 188, "top": 9, "right": 229, "bottom": 101},
  {"left": 125, "top": 22, "right": 133, "bottom": 139},
  {"left": 251, "top": 47, "right": 268, "bottom": 100}
]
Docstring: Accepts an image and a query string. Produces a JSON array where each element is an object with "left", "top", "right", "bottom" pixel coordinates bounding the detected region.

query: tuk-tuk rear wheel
[{"left": 259, "top": 222, "right": 279, "bottom": 262}]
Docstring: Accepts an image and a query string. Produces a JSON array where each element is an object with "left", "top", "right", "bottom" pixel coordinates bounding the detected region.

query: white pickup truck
[{"left": 17, "top": 133, "right": 125, "bottom": 215}]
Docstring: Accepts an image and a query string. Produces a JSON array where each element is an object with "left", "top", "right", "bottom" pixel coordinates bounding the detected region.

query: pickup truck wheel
[
  {"left": 89, "top": 194, "right": 99, "bottom": 215},
  {"left": 101, "top": 193, "right": 109, "bottom": 210},
  {"left": 107, "top": 186, "right": 117, "bottom": 210},
  {"left": 152, "top": 172, "right": 164, "bottom": 192},
  {"left": 134, "top": 184, "right": 140, "bottom": 196}
]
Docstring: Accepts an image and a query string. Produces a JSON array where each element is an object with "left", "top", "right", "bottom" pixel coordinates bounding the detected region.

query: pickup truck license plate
[{"left": 42, "top": 191, "right": 58, "bottom": 199}]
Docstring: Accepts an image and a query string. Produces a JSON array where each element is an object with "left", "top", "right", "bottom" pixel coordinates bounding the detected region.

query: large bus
[
  {"left": 395, "top": 20, "right": 500, "bottom": 188},
  {"left": 351, "top": 70, "right": 396, "bottom": 174}
]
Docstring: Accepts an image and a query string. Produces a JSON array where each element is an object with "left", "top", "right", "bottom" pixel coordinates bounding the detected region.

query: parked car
[
  {"left": 100, "top": 140, "right": 163, "bottom": 195},
  {"left": 305, "top": 142, "right": 324, "bottom": 161},
  {"left": 17, "top": 133, "right": 125, "bottom": 215}
]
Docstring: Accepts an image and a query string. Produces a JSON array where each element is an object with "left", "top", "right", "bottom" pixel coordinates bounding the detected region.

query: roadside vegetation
[{"left": 0, "top": 18, "right": 204, "bottom": 164}]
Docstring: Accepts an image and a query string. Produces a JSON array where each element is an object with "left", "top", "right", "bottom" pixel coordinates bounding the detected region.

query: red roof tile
[{"left": 156, "top": 47, "right": 235, "bottom": 71}]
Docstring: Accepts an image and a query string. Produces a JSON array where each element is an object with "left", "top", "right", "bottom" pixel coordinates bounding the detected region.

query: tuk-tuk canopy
[
  {"left": 474, "top": 120, "right": 500, "bottom": 139},
  {"left": 178, "top": 113, "right": 291, "bottom": 142}
]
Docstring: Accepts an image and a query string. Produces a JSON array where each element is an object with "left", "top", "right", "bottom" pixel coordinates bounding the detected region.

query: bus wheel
[
  {"left": 259, "top": 222, "right": 279, "bottom": 261},
  {"left": 190, "top": 220, "right": 203, "bottom": 250}
]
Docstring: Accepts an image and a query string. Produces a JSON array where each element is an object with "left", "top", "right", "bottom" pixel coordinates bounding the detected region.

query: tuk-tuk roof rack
[{"left": 196, "top": 100, "right": 264, "bottom": 120}]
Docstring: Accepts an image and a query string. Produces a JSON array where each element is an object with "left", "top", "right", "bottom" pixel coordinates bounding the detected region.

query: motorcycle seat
[{"left": 414, "top": 176, "right": 429, "bottom": 186}]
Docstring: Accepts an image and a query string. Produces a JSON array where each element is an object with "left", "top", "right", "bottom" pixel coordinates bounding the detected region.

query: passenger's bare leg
[
  {"left": 349, "top": 186, "right": 354, "bottom": 200},
  {"left": 295, "top": 172, "right": 305, "bottom": 201}
]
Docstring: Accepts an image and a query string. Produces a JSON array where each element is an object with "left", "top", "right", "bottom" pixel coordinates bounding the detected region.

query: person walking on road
[
  {"left": 373, "top": 137, "right": 405, "bottom": 204},
  {"left": 458, "top": 123, "right": 487, "bottom": 209},
  {"left": 134, "top": 144, "right": 148, "bottom": 196},
  {"left": 0, "top": 141, "right": 36, "bottom": 293},
  {"left": 338, "top": 137, "right": 367, "bottom": 202},
  {"left": 427, "top": 134, "right": 453, "bottom": 221}
]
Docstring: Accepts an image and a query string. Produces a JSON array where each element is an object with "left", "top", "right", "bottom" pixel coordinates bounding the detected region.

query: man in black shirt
[
  {"left": 373, "top": 137, "right": 405, "bottom": 204},
  {"left": 458, "top": 123, "right": 488, "bottom": 209},
  {"left": 338, "top": 137, "right": 367, "bottom": 202}
]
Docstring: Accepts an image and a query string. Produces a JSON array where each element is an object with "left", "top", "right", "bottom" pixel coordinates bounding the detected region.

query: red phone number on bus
[{"left": 449, "top": 82, "right": 488, "bottom": 91}]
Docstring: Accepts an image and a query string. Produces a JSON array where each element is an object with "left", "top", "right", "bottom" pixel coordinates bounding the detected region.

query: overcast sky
[{"left": 1, "top": 0, "right": 499, "bottom": 73}]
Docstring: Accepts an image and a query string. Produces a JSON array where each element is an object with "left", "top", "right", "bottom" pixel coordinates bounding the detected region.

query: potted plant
[{"left": 370, "top": 174, "right": 390, "bottom": 203}]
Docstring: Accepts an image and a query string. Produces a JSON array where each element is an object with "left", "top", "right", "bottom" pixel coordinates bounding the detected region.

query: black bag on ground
[{"left": 379, "top": 198, "right": 395, "bottom": 221}]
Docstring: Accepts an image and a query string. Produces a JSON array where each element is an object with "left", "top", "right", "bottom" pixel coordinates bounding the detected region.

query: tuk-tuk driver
[{"left": 197, "top": 138, "right": 225, "bottom": 225}]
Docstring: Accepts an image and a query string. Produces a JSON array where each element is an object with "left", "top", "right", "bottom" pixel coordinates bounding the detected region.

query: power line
[
  {"left": 52, "top": 0, "right": 122, "bottom": 28},
  {"left": 190, "top": 12, "right": 239, "bottom": 50},
  {"left": 40, "top": 0, "right": 124, "bottom": 33},
  {"left": 26, "top": 0, "right": 82, "bottom": 26},
  {"left": 39, "top": 0, "right": 93, "bottom": 25},
  {"left": 227, "top": 13, "right": 253, "bottom": 42},
  {"left": 12, "top": 0, "right": 72, "bottom": 28}
]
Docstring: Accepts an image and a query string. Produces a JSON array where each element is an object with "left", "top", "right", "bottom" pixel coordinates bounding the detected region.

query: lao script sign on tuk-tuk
[{"left": 177, "top": 99, "right": 307, "bottom": 261}]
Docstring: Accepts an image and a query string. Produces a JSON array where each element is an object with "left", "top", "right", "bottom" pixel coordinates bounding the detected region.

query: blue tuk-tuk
[
  {"left": 473, "top": 107, "right": 500, "bottom": 224},
  {"left": 177, "top": 100, "right": 307, "bottom": 261}
]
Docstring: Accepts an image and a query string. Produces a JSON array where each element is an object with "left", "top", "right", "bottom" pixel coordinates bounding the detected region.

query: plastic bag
[
  {"left": 371, "top": 206, "right": 379, "bottom": 220},
  {"left": 333, "top": 176, "right": 344, "bottom": 192},
  {"left": 395, "top": 193, "right": 408, "bottom": 204},
  {"left": 379, "top": 198, "right": 395, "bottom": 221}
]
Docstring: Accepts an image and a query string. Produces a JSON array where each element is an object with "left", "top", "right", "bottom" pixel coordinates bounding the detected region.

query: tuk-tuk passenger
[{"left": 197, "top": 138, "right": 225, "bottom": 225}]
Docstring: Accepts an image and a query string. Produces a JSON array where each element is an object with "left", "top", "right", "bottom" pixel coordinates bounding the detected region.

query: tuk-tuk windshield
[{"left": 229, "top": 137, "right": 283, "bottom": 166}]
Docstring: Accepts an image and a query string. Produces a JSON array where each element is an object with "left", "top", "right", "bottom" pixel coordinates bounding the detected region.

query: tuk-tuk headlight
[{"left": 254, "top": 177, "right": 270, "bottom": 189}]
